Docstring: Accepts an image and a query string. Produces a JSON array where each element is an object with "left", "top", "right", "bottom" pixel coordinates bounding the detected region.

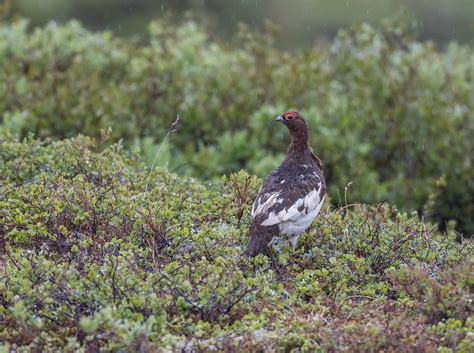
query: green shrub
[
  {"left": 0, "top": 19, "right": 472, "bottom": 235},
  {"left": 0, "top": 135, "right": 472, "bottom": 351},
  {"left": 390, "top": 262, "right": 473, "bottom": 324}
]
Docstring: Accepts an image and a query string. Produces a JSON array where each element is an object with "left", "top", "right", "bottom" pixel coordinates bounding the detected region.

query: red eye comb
[{"left": 284, "top": 111, "right": 299, "bottom": 119}]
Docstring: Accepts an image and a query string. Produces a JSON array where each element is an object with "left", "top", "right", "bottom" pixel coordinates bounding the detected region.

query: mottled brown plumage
[{"left": 246, "top": 111, "right": 326, "bottom": 257}]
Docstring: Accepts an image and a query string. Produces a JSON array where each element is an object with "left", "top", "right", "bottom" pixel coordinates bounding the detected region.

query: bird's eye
[{"left": 286, "top": 116, "right": 294, "bottom": 120}]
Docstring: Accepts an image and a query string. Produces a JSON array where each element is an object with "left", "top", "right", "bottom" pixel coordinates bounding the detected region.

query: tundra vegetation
[{"left": 0, "top": 18, "right": 473, "bottom": 352}]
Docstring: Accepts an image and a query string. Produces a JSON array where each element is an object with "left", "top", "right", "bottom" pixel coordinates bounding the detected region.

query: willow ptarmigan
[{"left": 245, "top": 111, "right": 326, "bottom": 257}]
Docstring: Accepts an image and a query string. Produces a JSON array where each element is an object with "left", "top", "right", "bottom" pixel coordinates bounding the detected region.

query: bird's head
[{"left": 275, "top": 111, "right": 309, "bottom": 135}]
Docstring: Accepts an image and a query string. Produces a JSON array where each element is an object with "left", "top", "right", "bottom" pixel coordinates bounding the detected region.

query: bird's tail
[{"left": 245, "top": 222, "right": 275, "bottom": 257}]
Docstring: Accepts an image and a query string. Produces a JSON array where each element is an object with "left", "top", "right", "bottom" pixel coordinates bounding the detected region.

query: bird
[{"left": 245, "top": 111, "right": 326, "bottom": 257}]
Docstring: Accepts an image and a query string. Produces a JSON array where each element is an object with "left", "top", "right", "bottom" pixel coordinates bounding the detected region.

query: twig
[{"left": 144, "top": 114, "right": 181, "bottom": 195}]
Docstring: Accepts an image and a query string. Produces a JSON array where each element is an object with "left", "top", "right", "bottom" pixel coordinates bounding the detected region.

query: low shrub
[
  {"left": 0, "top": 18, "right": 473, "bottom": 235},
  {"left": 1, "top": 135, "right": 472, "bottom": 351}
]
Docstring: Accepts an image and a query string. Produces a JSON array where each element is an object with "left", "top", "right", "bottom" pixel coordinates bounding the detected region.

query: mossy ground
[{"left": 1, "top": 135, "right": 472, "bottom": 352}]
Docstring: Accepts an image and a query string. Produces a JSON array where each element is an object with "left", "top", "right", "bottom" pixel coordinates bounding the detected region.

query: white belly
[{"left": 278, "top": 198, "right": 324, "bottom": 237}]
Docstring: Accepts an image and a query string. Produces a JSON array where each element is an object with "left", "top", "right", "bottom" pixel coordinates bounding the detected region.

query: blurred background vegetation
[
  {"left": 0, "top": 1, "right": 473, "bottom": 236},
  {"left": 6, "top": 0, "right": 474, "bottom": 48}
]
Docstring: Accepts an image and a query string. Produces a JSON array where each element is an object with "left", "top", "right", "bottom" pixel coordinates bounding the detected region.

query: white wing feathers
[
  {"left": 260, "top": 188, "right": 321, "bottom": 226},
  {"left": 251, "top": 191, "right": 282, "bottom": 218}
]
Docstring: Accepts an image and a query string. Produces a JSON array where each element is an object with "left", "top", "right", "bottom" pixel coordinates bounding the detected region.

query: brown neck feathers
[{"left": 287, "top": 125, "right": 310, "bottom": 155}]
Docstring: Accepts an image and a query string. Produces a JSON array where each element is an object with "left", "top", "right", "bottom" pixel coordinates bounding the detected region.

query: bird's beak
[{"left": 275, "top": 115, "right": 284, "bottom": 122}]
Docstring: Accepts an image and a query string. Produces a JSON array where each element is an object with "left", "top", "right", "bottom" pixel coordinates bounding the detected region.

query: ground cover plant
[
  {"left": 1, "top": 135, "right": 472, "bottom": 352},
  {"left": 0, "top": 18, "right": 473, "bottom": 235}
]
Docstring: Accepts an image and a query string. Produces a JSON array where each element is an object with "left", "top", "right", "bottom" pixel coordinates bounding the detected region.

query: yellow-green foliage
[
  {"left": 0, "top": 19, "right": 473, "bottom": 236},
  {"left": 0, "top": 135, "right": 472, "bottom": 351}
]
